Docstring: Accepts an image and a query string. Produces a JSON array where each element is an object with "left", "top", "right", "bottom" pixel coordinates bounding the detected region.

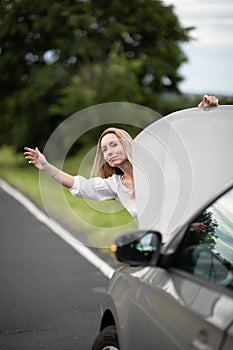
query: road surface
[{"left": 0, "top": 186, "right": 111, "bottom": 350}]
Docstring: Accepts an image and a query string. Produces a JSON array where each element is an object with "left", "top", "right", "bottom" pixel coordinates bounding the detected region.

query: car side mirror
[{"left": 112, "top": 230, "right": 162, "bottom": 266}]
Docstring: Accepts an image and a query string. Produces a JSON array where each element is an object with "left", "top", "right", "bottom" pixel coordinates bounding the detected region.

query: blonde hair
[{"left": 91, "top": 127, "right": 133, "bottom": 178}]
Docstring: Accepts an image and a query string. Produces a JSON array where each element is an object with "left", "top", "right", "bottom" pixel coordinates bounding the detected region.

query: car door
[{"left": 126, "top": 187, "right": 233, "bottom": 350}]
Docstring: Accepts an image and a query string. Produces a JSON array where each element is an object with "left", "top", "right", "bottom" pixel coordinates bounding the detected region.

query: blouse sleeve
[{"left": 69, "top": 175, "right": 118, "bottom": 201}]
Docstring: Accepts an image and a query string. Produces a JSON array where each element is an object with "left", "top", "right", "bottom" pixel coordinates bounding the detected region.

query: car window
[{"left": 173, "top": 187, "right": 233, "bottom": 290}]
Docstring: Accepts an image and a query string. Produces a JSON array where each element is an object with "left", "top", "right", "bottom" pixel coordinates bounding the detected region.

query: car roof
[{"left": 133, "top": 105, "right": 233, "bottom": 242}]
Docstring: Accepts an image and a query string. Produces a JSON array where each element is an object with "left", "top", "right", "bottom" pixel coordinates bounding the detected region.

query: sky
[{"left": 163, "top": 0, "right": 233, "bottom": 96}]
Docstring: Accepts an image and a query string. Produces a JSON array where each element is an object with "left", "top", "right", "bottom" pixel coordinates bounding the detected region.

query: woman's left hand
[{"left": 198, "top": 94, "right": 219, "bottom": 108}]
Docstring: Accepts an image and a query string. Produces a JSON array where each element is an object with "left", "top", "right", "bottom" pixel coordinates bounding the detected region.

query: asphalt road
[{"left": 0, "top": 187, "right": 110, "bottom": 350}]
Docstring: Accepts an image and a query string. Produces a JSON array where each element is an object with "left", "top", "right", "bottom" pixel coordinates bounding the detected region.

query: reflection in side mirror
[{"left": 112, "top": 230, "right": 162, "bottom": 266}]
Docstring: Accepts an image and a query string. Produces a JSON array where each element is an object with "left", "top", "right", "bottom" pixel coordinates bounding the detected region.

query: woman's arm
[{"left": 24, "top": 147, "right": 74, "bottom": 188}]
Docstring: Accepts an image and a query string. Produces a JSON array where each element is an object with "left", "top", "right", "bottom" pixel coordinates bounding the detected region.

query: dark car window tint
[{"left": 174, "top": 188, "right": 233, "bottom": 290}]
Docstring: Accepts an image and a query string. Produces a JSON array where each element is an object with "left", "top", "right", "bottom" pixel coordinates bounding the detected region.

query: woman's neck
[{"left": 118, "top": 160, "right": 133, "bottom": 179}]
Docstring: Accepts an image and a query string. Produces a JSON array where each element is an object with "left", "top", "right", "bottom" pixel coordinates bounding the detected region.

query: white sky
[{"left": 163, "top": 0, "right": 233, "bottom": 95}]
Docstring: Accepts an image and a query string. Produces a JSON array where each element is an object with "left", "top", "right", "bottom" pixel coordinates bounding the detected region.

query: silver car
[{"left": 91, "top": 106, "right": 233, "bottom": 350}]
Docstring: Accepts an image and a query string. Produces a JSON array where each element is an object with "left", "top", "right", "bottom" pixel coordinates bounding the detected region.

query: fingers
[
  {"left": 198, "top": 94, "right": 219, "bottom": 108},
  {"left": 24, "top": 147, "right": 35, "bottom": 153},
  {"left": 24, "top": 147, "right": 38, "bottom": 164},
  {"left": 197, "top": 224, "right": 207, "bottom": 232},
  {"left": 23, "top": 146, "right": 46, "bottom": 170},
  {"left": 205, "top": 95, "right": 218, "bottom": 106},
  {"left": 24, "top": 148, "right": 35, "bottom": 158},
  {"left": 24, "top": 146, "right": 39, "bottom": 155},
  {"left": 190, "top": 222, "right": 207, "bottom": 232}
]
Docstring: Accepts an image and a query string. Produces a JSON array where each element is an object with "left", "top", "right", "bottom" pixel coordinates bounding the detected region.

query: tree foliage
[{"left": 0, "top": 0, "right": 193, "bottom": 150}]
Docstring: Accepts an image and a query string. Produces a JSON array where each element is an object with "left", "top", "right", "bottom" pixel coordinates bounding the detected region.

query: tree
[{"left": 0, "top": 0, "right": 193, "bottom": 150}]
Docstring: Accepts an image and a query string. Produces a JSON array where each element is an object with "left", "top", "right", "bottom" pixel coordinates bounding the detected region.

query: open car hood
[{"left": 133, "top": 105, "right": 233, "bottom": 242}]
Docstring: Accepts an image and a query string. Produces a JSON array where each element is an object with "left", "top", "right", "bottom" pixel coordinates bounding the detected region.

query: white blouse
[{"left": 69, "top": 174, "right": 137, "bottom": 222}]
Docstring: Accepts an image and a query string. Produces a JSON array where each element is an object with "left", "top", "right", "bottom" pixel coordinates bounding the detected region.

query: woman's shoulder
[
  {"left": 106, "top": 174, "right": 121, "bottom": 183},
  {"left": 104, "top": 174, "right": 122, "bottom": 190}
]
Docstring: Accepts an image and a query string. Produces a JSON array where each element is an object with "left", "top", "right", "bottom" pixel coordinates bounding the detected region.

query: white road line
[{"left": 0, "top": 178, "right": 115, "bottom": 280}]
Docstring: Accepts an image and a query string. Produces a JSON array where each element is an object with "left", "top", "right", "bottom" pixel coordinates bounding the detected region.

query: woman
[
  {"left": 24, "top": 95, "right": 218, "bottom": 222},
  {"left": 24, "top": 127, "right": 137, "bottom": 221}
]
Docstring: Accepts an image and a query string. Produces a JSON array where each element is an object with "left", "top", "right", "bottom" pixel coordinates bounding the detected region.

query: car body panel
[
  {"left": 93, "top": 105, "right": 233, "bottom": 350},
  {"left": 133, "top": 106, "right": 233, "bottom": 243},
  {"left": 103, "top": 265, "right": 233, "bottom": 350},
  {"left": 222, "top": 322, "right": 233, "bottom": 350}
]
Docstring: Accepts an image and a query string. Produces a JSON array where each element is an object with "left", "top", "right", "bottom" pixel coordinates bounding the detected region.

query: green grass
[{"left": 0, "top": 146, "right": 136, "bottom": 250}]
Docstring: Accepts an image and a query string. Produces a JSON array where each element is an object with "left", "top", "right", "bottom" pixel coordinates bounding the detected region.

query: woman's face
[{"left": 101, "top": 133, "right": 127, "bottom": 167}]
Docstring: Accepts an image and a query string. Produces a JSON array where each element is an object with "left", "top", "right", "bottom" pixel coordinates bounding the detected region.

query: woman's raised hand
[
  {"left": 198, "top": 94, "right": 219, "bottom": 108},
  {"left": 24, "top": 147, "right": 47, "bottom": 170}
]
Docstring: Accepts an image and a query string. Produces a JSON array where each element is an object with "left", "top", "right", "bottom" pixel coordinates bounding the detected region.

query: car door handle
[{"left": 190, "top": 330, "right": 213, "bottom": 350}]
